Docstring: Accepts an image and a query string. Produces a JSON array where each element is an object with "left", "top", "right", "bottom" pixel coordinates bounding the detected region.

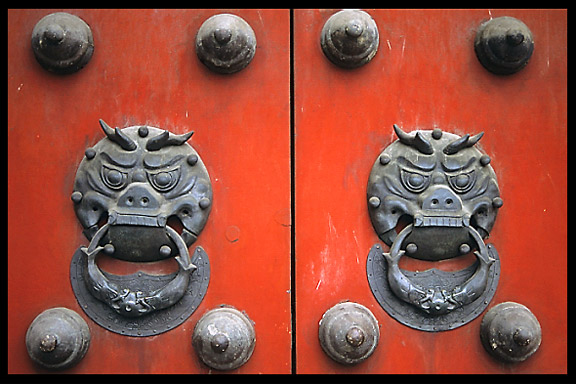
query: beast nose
[
  {"left": 117, "top": 184, "right": 161, "bottom": 210},
  {"left": 421, "top": 185, "right": 462, "bottom": 211}
]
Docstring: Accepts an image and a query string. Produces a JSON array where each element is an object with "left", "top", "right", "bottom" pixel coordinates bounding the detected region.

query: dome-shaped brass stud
[
  {"left": 319, "top": 302, "right": 379, "bottom": 364},
  {"left": 320, "top": 9, "right": 379, "bottom": 69},
  {"left": 474, "top": 16, "right": 534, "bottom": 75},
  {"left": 26, "top": 308, "right": 91, "bottom": 369},
  {"left": 195, "top": 14, "right": 257, "bottom": 74},
  {"left": 192, "top": 306, "right": 256, "bottom": 370},
  {"left": 31, "top": 12, "right": 94, "bottom": 74},
  {"left": 480, "top": 302, "right": 542, "bottom": 363}
]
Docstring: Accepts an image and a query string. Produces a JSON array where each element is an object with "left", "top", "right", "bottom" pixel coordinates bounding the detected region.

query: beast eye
[
  {"left": 101, "top": 166, "right": 128, "bottom": 190},
  {"left": 400, "top": 169, "right": 430, "bottom": 193},
  {"left": 147, "top": 168, "right": 180, "bottom": 192},
  {"left": 448, "top": 170, "right": 476, "bottom": 193}
]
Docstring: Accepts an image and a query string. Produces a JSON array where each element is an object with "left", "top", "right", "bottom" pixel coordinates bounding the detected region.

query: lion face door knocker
[
  {"left": 70, "top": 120, "right": 212, "bottom": 336},
  {"left": 366, "top": 125, "right": 502, "bottom": 331}
]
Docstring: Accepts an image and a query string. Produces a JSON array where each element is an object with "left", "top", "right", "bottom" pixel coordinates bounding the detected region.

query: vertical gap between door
[{"left": 289, "top": 8, "right": 297, "bottom": 375}]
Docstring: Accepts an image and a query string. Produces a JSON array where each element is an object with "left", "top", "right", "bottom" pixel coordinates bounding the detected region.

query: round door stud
[
  {"left": 25, "top": 308, "right": 91, "bottom": 370},
  {"left": 474, "top": 16, "right": 534, "bottom": 75},
  {"left": 192, "top": 306, "right": 256, "bottom": 370},
  {"left": 480, "top": 302, "right": 542, "bottom": 363},
  {"left": 31, "top": 12, "right": 94, "bottom": 75},
  {"left": 319, "top": 302, "right": 379, "bottom": 365},
  {"left": 320, "top": 9, "right": 379, "bottom": 69},
  {"left": 195, "top": 13, "right": 257, "bottom": 74}
]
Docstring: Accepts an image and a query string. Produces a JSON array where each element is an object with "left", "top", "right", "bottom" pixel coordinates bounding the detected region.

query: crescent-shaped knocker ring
[
  {"left": 382, "top": 224, "right": 495, "bottom": 316},
  {"left": 81, "top": 223, "right": 197, "bottom": 317}
]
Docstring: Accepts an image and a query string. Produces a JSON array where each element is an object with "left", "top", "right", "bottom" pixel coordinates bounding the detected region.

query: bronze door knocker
[
  {"left": 70, "top": 120, "right": 212, "bottom": 336},
  {"left": 366, "top": 125, "right": 502, "bottom": 331}
]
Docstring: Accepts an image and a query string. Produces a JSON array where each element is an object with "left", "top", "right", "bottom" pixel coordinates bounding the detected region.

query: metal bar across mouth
[
  {"left": 414, "top": 215, "right": 463, "bottom": 227},
  {"left": 108, "top": 212, "right": 162, "bottom": 227}
]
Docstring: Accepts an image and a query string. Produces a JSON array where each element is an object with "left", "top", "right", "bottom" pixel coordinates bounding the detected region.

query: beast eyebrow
[
  {"left": 397, "top": 155, "right": 436, "bottom": 171},
  {"left": 143, "top": 154, "right": 184, "bottom": 170},
  {"left": 100, "top": 151, "right": 138, "bottom": 168},
  {"left": 441, "top": 156, "right": 477, "bottom": 172}
]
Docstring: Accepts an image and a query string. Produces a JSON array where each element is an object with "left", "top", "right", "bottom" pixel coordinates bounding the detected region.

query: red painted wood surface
[
  {"left": 294, "top": 9, "right": 566, "bottom": 373},
  {"left": 8, "top": 9, "right": 291, "bottom": 374}
]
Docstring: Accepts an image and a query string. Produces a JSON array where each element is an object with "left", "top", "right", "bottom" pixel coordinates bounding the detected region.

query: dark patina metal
[
  {"left": 480, "top": 302, "right": 542, "bottom": 363},
  {"left": 366, "top": 125, "right": 502, "bottom": 331},
  {"left": 26, "top": 308, "right": 90, "bottom": 369},
  {"left": 318, "top": 302, "right": 379, "bottom": 365},
  {"left": 70, "top": 246, "right": 209, "bottom": 336},
  {"left": 192, "top": 306, "right": 256, "bottom": 370},
  {"left": 31, "top": 12, "right": 94, "bottom": 75},
  {"left": 320, "top": 9, "right": 379, "bottom": 69},
  {"left": 367, "top": 243, "right": 499, "bottom": 332},
  {"left": 195, "top": 13, "right": 256, "bottom": 74},
  {"left": 474, "top": 16, "right": 534, "bottom": 75},
  {"left": 70, "top": 120, "right": 212, "bottom": 336}
]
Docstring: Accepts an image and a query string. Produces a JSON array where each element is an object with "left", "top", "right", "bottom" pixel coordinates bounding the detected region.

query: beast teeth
[
  {"left": 414, "top": 216, "right": 463, "bottom": 227},
  {"left": 113, "top": 213, "right": 160, "bottom": 227}
]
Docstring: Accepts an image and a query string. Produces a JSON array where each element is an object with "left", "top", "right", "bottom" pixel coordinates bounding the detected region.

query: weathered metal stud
[
  {"left": 480, "top": 302, "right": 542, "bottom": 363},
  {"left": 474, "top": 16, "right": 534, "bottom": 75},
  {"left": 195, "top": 13, "right": 257, "bottom": 74},
  {"left": 192, "top": 306, "right": 256, "bottom": 370},
  {"left": 480, "top": 154, "right": 491, "bottom": 166},
  {"left": 138, "top": 126, "right": 149, "bottom": 137},
  {"left": 84, "top": 148, "right": 96, "bottom": 160},
  {"left": 368, "top": 196, "right": 381, "bottom": 208},
  {"left": 379, "top": 154, "right": 391, "bottom": 165},
  {"left": 70, "top": 191, "right": 83, "bottom": 203},
  {"left": 31, "top": 12, "right": 94, "bottom": 75},
  {"left": 492, "top": 197, "right": 504, "bottom": 208},
  {"left": 103, "top": 243, "right": 115, "bottom": 255},
  {"left": 320, "top": 9, "right": 379, "bottom": 69},
  {"left": 199, "top": 197, "right": 211, "bottom": 209},
  {"left": 26, "top": 308, "right": 90, "bottom": 370},
  {"left": 319, "top": 302, "right": 379, "bottom": 365},
  {"left": 406, "top": 243, "right": 418, "bottom": 255},
  {"left": 187, "top": 154, "right": 199, "bottom": 166},
  {"left": 159, "top": 245, "right": 172, "bottom": 257},
  {"left": 432, "top": 128, "right": 443, "bottom": 140}
]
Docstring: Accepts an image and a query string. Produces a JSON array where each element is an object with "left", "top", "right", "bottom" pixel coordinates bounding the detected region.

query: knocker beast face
[
  {"left": 368, "top": 125, "right": 502, "bottom": 260},
  {"left": 366, "top": 125, "right": 503, "bottom": 331},
  {"left": 70, "top": 120, "right": 211, "bottom": 334},
  {"left": 72, "top": 120, "right": 212, "bottom": 260}
]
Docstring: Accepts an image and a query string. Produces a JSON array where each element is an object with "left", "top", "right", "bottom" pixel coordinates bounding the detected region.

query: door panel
[
  {"left": 8, "top": 9, "right": 291, "bottom": 373},
  {"left": 294, "top": 9, "right": 566, "bottom": 373}
]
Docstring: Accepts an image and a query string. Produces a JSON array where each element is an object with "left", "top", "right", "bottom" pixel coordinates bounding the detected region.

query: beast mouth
[
  {"left": 102, "top": 210, "right": 183, "bottom": 262},
  {"left": 399, "top": 211, "right": 473, "bottom": 261}
]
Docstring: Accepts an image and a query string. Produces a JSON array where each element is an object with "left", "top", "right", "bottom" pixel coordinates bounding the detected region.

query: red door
[
  {"left": 294, "top": 9, "right": 566, "bottom": 374},
  {"left": 8, "top": 9, "right": 567, "bottom": 375},
  {"left": 8, "top": 9, "right": 291, "bottom": 374}
]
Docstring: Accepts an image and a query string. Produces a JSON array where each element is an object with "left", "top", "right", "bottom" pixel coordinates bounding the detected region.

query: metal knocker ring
[
  {"left": 367, "top": 226, "right": 500, "bottom": 331},
  {"left": 81, "top": 223, "right": 195, "bottom": 317},
  {"left": 383, "top": 224, "right": 495, "bottom": 316}
]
